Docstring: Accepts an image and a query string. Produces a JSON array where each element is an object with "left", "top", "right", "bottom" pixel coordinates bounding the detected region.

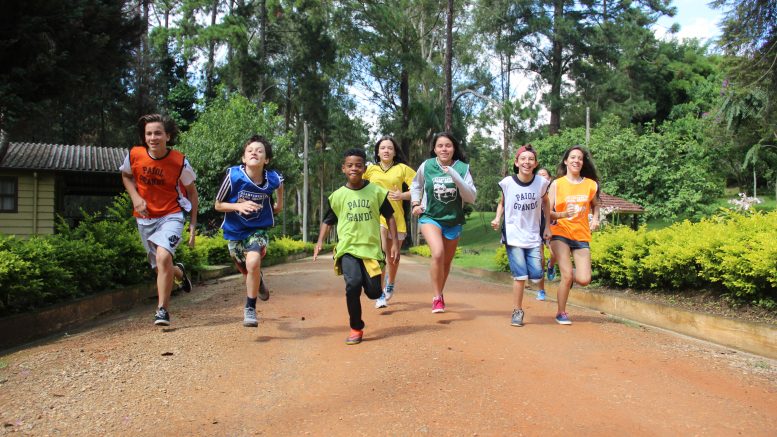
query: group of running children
[{"left": 121, "top": 114, "right": 600, "bottom": 344}]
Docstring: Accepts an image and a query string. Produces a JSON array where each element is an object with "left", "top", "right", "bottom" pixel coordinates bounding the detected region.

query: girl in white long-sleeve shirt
[{"left": 410, "top": 132, "right": 477, "bottom": 313}]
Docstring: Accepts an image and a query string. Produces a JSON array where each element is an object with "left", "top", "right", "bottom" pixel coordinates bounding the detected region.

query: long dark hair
[
  {"left": 429, "top": 131, "right": 467, "bottom": 163},
  {"left": 137, "top": 114, "right": 178, "bottom": 147},
  {"left": 557, "top": 145, "right": 600, "bottom": 197},
  {"left": 372, "top": 135, "right": 408, "bottom": 165}
]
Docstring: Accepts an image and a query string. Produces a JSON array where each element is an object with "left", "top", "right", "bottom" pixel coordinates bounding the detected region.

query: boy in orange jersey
[{"left": 120, "top": 114, "right": 199, "bottom": 326}]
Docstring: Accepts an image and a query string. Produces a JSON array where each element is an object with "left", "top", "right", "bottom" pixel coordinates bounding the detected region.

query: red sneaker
[
  {"left": 346, "top": 329, "right": 363, "bottom": 345},
  {"left": 432, "top": 295, "right": 445, "bottom": 313}
]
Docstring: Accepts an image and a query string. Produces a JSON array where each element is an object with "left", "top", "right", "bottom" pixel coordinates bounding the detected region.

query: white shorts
[{"left": 136, "top": 212, "right": 185, "bottom": 268}]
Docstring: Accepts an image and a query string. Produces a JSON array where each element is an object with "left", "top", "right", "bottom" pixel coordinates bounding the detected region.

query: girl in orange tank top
[{"left": 547, "top": 146, "right": 600, "bottom": 325}]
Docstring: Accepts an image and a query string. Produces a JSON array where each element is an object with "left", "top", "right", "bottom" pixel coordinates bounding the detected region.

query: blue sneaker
[
  {"left": 555, "top": 312, "right": 572, "bottom": 325},
  {"left": 536, "top": 290, "right": 546, "bottom": 301},
  {"left": 546, "top": 260, "right": 556, "bottom": 281}
]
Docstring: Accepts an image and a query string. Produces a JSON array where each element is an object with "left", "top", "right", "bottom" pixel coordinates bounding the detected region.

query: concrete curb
[
  {"left": 449, "top": 259, "right": 777, "bottom": 360},
  {"left": 0, "top": 252, "right": 312, "bottom": 351}
]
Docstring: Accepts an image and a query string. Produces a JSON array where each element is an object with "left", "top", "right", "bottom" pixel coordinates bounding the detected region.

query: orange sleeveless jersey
[
  {"left": 129, "top": 146, "right": 185, "bottom": 218},
  {"left": 549, "top": 176, "right": 598, "bottom": 242}
]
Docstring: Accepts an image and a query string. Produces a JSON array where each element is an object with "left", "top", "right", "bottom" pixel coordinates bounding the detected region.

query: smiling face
[
  {"left": 342, "top": 155, "right": 366, "bottom": 187},
  {"left": 537, "top": 168, "right": 551, "bottom": 181},
  {"left": 144, "top": 122, "right": 170, "bottom": 157},
  {"left": 515, "top": 151, "right": 537, "bottom": 177},
  {"left": 564, "top": 148, "right": 585, "bottom": 176},
  {"left": 242, "top": 141, "right": 269, "bottom": 169},
  {"left": 378, "top": 140, "right": 396, "bottom": 165},
  {"left": 434, "top": 136, "right": 455, "bottom": 164}
]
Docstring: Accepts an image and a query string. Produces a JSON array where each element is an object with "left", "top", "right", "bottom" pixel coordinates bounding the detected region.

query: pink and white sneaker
[{"left": 432, "top": 295, "right": 445, "bottom": 313}]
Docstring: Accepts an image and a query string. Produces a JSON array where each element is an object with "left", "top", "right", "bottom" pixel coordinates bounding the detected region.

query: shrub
[
  {"left": 591, "top": 211, "right": 777, "bottom": 307},
  {"left": 409, "top": 244, "right": 462, "bottom": 258}
]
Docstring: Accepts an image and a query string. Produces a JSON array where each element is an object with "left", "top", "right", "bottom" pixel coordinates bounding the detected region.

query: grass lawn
[{"left": 454, "top": 211, "right": 502, "bottom": 270}]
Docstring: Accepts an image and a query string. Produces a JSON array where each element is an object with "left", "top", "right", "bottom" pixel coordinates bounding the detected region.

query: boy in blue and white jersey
[{"left": 215, "top": 135, "right": 284, "bottom": 328}]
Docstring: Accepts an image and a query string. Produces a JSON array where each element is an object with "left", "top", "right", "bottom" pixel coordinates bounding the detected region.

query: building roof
[
  {"left": 0, "top": 142, "right": 127, "bottom": 173},
  {"left": 600, "top": 192, "right": 644, "bottom": 214}
]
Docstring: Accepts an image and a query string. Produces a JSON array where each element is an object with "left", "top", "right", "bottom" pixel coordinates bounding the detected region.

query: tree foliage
[{"left": 178, "top": 92, "right": 296, "bottom": 216}]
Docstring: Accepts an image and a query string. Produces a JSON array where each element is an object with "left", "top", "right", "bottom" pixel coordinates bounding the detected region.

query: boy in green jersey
[{"left": 314, "top": 148, "right": 400, "bottom": 345}]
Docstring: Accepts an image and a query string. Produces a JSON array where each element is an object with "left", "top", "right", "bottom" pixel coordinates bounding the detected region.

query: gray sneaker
[
  {"left": 243, "top": 307, "right": 259, "bottom": 327},
  {"left": 511, "top": 309, "right": 524, "bottom": 327}
]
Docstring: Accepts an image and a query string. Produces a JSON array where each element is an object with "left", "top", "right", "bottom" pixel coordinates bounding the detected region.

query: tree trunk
[
  {"left": 136, "top": 0, "right": 151, "bottom": 115},
  {"left": 205, "top": 0, "right": 219, "bottom": 102},
  {"left": 400, "top": 68, "right": 410, "bottom": 162},
  {"left": 549, "top": 0, "right": 564, "bottom": 135},
  {"left": 501, "top": 53, "right": 511, "bottom": 176},
  {"left": 257, "top": 0, "right": 268, "bottom": 105},
  {"left": 443, "top": 0, "right": 454, "bottom": 132}
]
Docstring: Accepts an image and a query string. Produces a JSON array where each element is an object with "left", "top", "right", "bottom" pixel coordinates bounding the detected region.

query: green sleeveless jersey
[
  {"left": 421, "top": 158, "right": 469, "bottom": 226},
  {"left": 329, "top": 181, "right": 389, "bottom": 262}
]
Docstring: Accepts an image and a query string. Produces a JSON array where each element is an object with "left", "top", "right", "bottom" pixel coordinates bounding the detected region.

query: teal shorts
[{"left": 419, "top": 216, "right": 462, "bottom": 240}]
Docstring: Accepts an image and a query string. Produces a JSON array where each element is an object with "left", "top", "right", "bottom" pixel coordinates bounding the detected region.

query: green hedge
[
  {"left": 492, "top": 212, "right": 776, "bottom": 308},
  {"left": 591, "top": 211, "right": 777, "bottom": 308},
  {"left": 0, "top": 194, "right": 313, "bottom": 315},
  {"left": 409, "top": 244, "right": 462, "bottom": 258}
]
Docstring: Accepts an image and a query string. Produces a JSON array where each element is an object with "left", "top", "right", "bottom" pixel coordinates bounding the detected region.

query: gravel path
[{"left": 1, "top": 256, "right": 776, "bottom": 436}]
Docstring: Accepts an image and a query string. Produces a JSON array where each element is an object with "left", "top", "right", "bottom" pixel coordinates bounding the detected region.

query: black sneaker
[
  {"left": 176, "top": 262, "right": 192, "bottom": 293},
  {"left": 154, "top": 307, "right": 170, "bottom": 326},
  {"left": 258, "top": 272, "right": 270, "bottom": 301}
]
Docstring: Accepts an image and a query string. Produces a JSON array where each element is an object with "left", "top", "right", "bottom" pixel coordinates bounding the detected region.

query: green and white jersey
[
  {"left": 325, "top": 181, "right": 391, "bottom": 262},
  {"left": 410, "top": 158, "right": 477, "bottom": 227}
]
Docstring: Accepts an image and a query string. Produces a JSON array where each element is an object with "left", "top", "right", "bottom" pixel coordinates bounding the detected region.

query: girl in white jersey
[{"left": 491, "top": 145, "right": 551, "bottom": 326}]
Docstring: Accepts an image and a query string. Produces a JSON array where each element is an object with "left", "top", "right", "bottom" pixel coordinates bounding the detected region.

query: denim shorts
[
  {"left": 505, "top": 244, "right": 543, "bottom": 281},
  {"left": 551, "top": 235, "right": 590, "bottom": 251},
  {"left": 419, "top": 216, "right": 462, "bottom": 240}
]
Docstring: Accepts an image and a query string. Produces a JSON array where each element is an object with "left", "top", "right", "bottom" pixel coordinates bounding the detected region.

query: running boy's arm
[
  {"left": 273, "top": 183, "right": 284, "bottom": 214},
  {"left": 313, "top": 207, "right": 337, "bottom": 261},
  {"left": 121, "top": 171, "right": 148, "bottom": 217},
  {"left": 184, "top": 181, "right": 198, "bottom": 247},
  {"left": 213, "top": 170, "right": 262, "bottom": 215},
  {"left": 491, "top": 194, "right": 505, "bottom": 231}
]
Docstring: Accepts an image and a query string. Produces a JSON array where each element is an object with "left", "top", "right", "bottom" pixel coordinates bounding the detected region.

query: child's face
[
  {"left": 378, "top": 140, "right": 396, "bottom": 163},
  {"left": 242, "top": 141, "right": 269, "bottom": 168},
  {"left": 434, "top": 136, "right": 455, "bottom": 163},
  {"left": 515, "top": 151, "right": 537, "bottom": 176},
  {"left": 342, "top": 155, "right": 366, "bottom": 185},
  {"left": 564, "top": 149, "right": 585, "bottom": 175},
  {"left": 538, "top": 169, "right": 551, "bottom": 181},
  {"left": 144, "top": 122, "right": 170, "bottom": 151}
]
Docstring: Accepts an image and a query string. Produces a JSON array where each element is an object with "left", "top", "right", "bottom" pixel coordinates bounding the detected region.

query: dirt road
[{"left": 1, "top": 256, "right": 776, "bottom": 436}]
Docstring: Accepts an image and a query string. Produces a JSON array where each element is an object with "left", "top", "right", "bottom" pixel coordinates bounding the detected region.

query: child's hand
[
  {"left": 543, "top": 228, "right": 552, "bottom": 242},
  {"left": 133, "top": 197, "right": 148, "bottom": 217},
  {"left": 490, "top": 218, "right": 500, "bottom": 230},
  {"left": 235, "top": 201, "right": 261, "bottom": 215},
  {"left": 390, "top": 241, "right": 400, "bottom": 263},
  {"left": 388, "top": 186, "right": 402, "bottom": 201},
  {"left": 313, "top": 242, "right": 323, "bottom": 261},
  {"left": 188, "top": 224, "right": 196, "bottom": 248},
  {"left": 411, "top": 205, "right": 424, "bottom": 216}
]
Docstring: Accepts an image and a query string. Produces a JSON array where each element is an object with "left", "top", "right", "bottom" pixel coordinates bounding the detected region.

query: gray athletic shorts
[{"left": 136, "top": 212, "right": 185, "bottom": 269}]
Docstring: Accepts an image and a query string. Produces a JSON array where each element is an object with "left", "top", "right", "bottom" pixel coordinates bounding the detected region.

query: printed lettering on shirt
[
  {"left": 433, "top": 176, "right": 457, "bottom": 204},
  {"left": 237, "top": 190, "right": 268, "bottom": 221},
  {"left": 345, "top": 198, "right": 374, "bottom": 222},
  {"left": 139, "top": 166, "right": 166, "bottom": 186}
]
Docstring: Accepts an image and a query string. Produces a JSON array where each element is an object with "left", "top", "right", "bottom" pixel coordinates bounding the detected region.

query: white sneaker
[
  {"left": 243, "top": 307, "right": 259, "bottom": 327},
  {"left": 375, "top": 293, "right": 388, "bottom": 309},
  {"left": 384, "top": 284, "right": 394, "bottom": 301}
]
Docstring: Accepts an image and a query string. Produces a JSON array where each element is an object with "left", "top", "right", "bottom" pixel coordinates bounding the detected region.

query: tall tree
[{"left": 0, "top": 0, "right": 141, "bottom": 145}]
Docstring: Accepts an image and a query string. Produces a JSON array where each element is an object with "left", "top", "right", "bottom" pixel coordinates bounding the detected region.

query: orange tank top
[
  {"left": 129, "top": 146, "right": 185, "bottom": 218},
  {"left": 550, "top": 176, "right": 598, "bottom": 242}
]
